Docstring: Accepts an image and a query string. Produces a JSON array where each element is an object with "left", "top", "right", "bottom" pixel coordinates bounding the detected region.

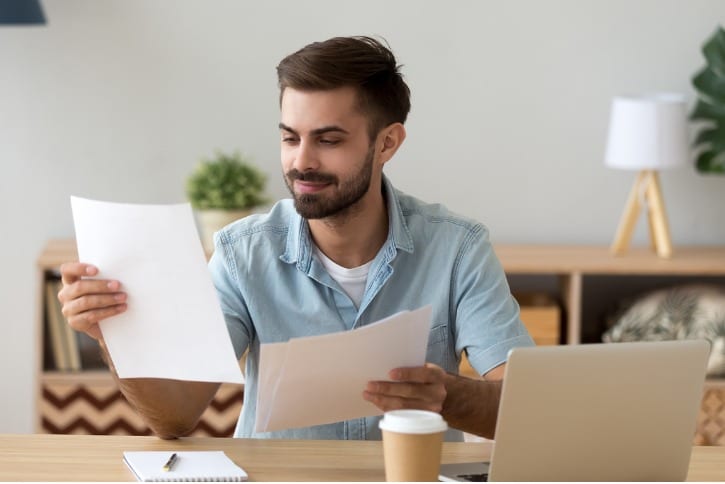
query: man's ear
[{"left": 377, "top": 123, "right": 406, "bottom": 164}]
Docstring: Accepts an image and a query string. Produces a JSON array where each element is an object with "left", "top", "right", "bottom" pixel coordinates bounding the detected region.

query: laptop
[{"left": 439, "top": 339, "right": 710, "bottom": 481}]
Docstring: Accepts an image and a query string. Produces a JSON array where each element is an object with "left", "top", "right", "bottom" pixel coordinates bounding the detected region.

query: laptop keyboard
[{"left": 457, "top": 473, "right": 489, "bottom": 482}]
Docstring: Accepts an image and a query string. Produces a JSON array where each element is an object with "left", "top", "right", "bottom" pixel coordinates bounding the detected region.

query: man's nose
[{"left": 292, "top": 140, "right": 320, "bottom": 172}]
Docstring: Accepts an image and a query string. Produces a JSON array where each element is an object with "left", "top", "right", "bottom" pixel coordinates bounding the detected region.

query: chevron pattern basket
[
  {"left": 696, "top": 387, "right": 725, "bottom": 446},
  {"left": 40, "top": 379, "right": 243, "bottom": 437}
]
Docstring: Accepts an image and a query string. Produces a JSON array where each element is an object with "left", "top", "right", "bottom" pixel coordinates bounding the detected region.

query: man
[{"left": 58, "top": 36, "right": 533, "bottom": 441}]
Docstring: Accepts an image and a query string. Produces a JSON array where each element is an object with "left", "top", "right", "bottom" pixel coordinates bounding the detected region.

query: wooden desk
[{"left": 1, "top": 434, "right": 724, "bottom": 481}]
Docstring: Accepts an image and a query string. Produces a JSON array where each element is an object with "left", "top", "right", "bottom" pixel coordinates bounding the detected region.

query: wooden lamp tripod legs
[{"left": 610, "top": 169, "right": 673, "bottom": 259}]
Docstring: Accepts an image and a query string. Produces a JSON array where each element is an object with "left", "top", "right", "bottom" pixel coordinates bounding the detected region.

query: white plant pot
[{"left": 195, "top": 209, "right": 251, "bottom": 253}]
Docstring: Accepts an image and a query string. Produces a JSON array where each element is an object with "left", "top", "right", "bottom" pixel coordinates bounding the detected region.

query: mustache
[{"left": 286, "top": 169, "right": 337, "bottom": 184}]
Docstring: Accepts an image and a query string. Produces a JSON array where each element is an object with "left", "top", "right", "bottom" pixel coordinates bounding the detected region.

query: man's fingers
[
  {"left": 364, "top": 364, "right": 448, "bottom": 413},
  {"left": 58, "top": 278, "right": 123, "bottom": 304},
  {"left": 388, "top": 364, "right": 446, "bottom": 383},
  {"left": 366, "top": 379, "right": 446, "bottom": 402},
  {"left": 362, "top": 390, "right": 443, "bottom": 413},
  {"left": 57, "top": 262, "right": 127, "bottom": 341},
  {"left": 61, "top": 292, "right": 126, "bottom": 317},
  {"left": 66, "top": 304, "right": 127, "bottom": 336},
  {"left": 59, "top": 262, "right": 98, "bottom": 285}
]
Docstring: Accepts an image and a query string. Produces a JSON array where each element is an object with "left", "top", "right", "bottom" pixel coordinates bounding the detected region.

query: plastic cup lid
[{"left": 378, "top": 410, "right": 448, "bottom": 434}]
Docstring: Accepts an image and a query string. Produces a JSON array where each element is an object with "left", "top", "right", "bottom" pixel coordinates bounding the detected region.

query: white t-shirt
[{"left": 313, "top": 245, "right": 372, "bottom": 309}]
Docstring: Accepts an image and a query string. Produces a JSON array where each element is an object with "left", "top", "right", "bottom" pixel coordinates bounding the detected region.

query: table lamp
[{"left": 604, "top": 93, "right": 689, "bottom": 259}]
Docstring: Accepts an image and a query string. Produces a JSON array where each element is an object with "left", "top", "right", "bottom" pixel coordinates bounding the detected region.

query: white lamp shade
[{"left": 604, "top": 93, "right": 689, "bottom": 170}]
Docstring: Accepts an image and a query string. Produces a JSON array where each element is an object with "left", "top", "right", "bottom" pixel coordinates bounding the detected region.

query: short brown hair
[{"left": 276, "top": 36, "right": 411, "bottom": 140}]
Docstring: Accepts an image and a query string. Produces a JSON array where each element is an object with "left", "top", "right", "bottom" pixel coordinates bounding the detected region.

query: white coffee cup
[{"left": 379, "top": 410, "right": 448, "bottom": 481}]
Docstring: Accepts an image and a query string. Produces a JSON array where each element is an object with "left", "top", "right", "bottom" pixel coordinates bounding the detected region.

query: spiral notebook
[{"left": 123, "top": 451, "right": 248, "bottom": 482}]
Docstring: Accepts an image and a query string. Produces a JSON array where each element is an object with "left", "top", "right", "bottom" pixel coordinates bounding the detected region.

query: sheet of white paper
[
  {"left": 254, "top": 342, "right": 289, "bottom": 432},
  {"left": 71, "top": 196, "right": 243, "bottom": 383},
  {"left": 257, "top": 306, "right": 432, "bottom": 432}
]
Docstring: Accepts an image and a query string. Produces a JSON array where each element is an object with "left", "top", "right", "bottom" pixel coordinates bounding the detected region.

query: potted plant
[
  {"left": 691, "top": 25, "right": 725, "bottom": 174},
  {"left": 186, "top": 150, "right": 267, "bottom": 251}
]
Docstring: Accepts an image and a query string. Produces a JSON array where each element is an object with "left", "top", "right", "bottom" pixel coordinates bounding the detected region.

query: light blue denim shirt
[{"left": 208, "top": 176, "right": 534, "bottom": 441}]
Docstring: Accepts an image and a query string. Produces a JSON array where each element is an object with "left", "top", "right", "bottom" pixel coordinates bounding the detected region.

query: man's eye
[
  {"left": 319, "top": 139, "right": 340, "bottom": 145},
  {"left": 281, "top": 137, "right": 298, "bottom": 144}
]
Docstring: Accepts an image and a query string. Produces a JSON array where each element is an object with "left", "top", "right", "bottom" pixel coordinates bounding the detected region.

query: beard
[{"left": 284, "top": 145, "right": 374, "bottom": 220}]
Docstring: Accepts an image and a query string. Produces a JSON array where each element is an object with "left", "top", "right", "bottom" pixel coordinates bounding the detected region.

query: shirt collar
[
  {"left": 383, "top": 174, "right": 415, "bottom": 254},
  {"left": 281, "top": 174, "right": 414, "bottom": 268}
]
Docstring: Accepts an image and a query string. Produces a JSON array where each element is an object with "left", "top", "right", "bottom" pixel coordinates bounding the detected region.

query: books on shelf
[
  {"left": 77, "top": 326, "right": 106, "bottom": 369},
  {"left": 44, "top": 277, "right": 105, "bottom": 372}
]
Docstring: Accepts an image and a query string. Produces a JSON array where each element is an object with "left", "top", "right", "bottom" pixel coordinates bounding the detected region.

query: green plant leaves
[
  {"left": 691, "top": 26, "right": 725, "bottom": 175},
  {"left": 696, "top": 150, "right": 725, "bottom": 173},
  {"left": 703, "top": 26, "right": 725, "bottom": 77},
  {"left": 691, "top": 99, "right": 725, "bottom": 121},
  {"left": 693, "top": 68, "right": 725, "bottom": 105},
  {"left": 186, "top": 151, "right": 268, "bottom": 210},
  {"left": 694, "top": 125, "right": 725, "bottom": 149}
]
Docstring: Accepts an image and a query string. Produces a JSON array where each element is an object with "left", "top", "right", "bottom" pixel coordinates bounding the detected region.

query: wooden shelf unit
[
  {"left": 495, "top": 245, "right": 725, "bottom": 345},
  {"left": 35, "top": 240, "right": 725, "bottom": 443}
]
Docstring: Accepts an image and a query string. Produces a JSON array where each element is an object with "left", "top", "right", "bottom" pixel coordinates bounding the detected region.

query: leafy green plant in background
[
  {"left": 691, "top": 26, "right": 725, "bottom": 174},
  {"left": 186, "top": 151, "right": 268, "bottom": 210}
]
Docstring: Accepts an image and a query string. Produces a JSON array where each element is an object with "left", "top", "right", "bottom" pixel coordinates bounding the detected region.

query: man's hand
[
  {"left": 57, "top": 262, "right": 127, "bottom": 340},
  {"left": 363, "top": 363, "right": 447, "bottom": 413}
]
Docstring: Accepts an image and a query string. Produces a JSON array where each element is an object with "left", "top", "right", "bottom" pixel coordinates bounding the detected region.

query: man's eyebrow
[
  {"left": 278, "top": 123, "right": 349, "bottom": 136},
  {"left": 278, "top": 123, "right": 297, "bottom": 134}
]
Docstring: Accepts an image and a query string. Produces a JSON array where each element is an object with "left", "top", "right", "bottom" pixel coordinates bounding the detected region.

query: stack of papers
[{"left": 255, "top": 306, "right": 432, "bottom": 432}]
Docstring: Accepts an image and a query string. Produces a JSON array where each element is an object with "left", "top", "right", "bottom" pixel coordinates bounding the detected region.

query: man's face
[{"left": 280, "top": 87, "right": 378, "bottom": 220}]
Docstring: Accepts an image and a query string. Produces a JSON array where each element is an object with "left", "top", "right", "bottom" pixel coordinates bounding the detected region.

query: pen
[{"left": 162, "top": 453, "right": 178, "bottom": 472}]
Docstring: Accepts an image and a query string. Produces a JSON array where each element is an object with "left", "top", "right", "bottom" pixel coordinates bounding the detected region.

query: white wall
[{"left": 2, "top": 0, "right": 724, "bottom": 433}]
